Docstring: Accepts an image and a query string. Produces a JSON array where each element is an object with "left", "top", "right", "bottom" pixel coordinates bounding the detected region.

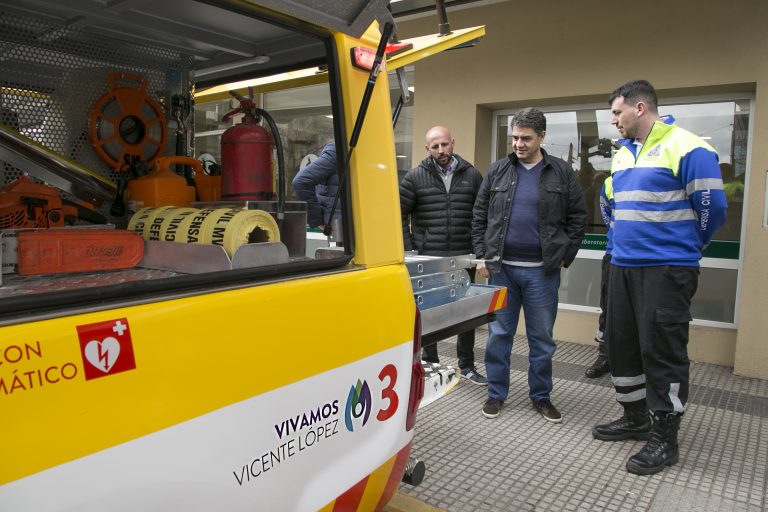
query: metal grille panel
[{"left": 0, "top": 11, "right": 193, "bottom": 212}]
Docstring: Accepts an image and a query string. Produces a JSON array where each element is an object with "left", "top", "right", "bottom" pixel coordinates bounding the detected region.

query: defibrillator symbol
[{"left": 76, "top": 318, "right": 137, "bottom": 380}]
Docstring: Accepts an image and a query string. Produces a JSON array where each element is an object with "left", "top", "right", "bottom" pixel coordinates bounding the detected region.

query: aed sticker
[{"left": 76, "top": 318, "right": 137, "bottom": 380}]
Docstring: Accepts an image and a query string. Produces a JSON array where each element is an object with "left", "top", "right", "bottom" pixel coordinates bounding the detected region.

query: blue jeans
[{"left": 486, "top": 265, "right": 560, "bottom": 402}]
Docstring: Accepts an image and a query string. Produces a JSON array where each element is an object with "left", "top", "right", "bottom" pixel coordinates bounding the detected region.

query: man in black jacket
[
  {"left": 473, "top": 108, "right": 587, "bottom": 422},
  {"left": 400, "top": 126, "right": 487, "bottom": 385}
]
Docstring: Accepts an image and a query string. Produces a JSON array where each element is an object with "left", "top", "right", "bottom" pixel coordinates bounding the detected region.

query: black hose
[
  {"left": 253, "top": 108, "right": 285, "bottom": 224},
  {"left": 323, "top": 21, "right": 394, "bottom": 238}
]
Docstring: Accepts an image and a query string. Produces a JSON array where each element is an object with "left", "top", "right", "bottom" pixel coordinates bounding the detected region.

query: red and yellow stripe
[
  {"left": 318, "top": 442, "right": 412, "bottom": 512},
  {"left": 487, "top": 287, "right": 508, "bottom": 314}
]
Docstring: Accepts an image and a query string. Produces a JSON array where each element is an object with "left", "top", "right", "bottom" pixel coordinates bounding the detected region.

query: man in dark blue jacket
[
  {"left": 292, "top": 142, "right": 339, "bottom": 229},
  {"left": 473, "top": 108, "right": 587, "bottom": 423}
]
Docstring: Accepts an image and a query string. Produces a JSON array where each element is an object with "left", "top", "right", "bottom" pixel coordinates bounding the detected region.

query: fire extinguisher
[{"left": 220, "top": 88, "right": 276, "bottom": 201}]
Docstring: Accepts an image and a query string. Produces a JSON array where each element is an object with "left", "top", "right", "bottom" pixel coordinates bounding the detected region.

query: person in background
[
  {"left": 718, "top": 163, "right": 744, "bottom": 241},
  {"left": 400, "top": 126, "right": 487, "bottom": 385},
  {"left": 592, "top": 80, "right": 727, "bottom": 475},
  {"left": 472, "top": 108, "right": 587, "bottom": 422},
  {"left": 585, "top": 176, "right": 614, "bottom": 379},
  {"left": 292, "top": 142, "right": 338, "bottom": 229}
]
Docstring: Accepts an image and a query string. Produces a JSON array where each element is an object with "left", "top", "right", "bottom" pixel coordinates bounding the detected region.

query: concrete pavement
[{"left": 397, "top": 331, "right": 767, "bottom": 511}]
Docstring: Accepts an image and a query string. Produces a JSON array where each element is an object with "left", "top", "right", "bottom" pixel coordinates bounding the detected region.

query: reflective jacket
[
  {"left": 610, "top": 119, "right": 727, "bottom": 267},
  {"left": 472, "top": 149, "right": 587, "bottom": 274},
  {"left": 599, "top": 176, "right": 614, "bottom": 255}
]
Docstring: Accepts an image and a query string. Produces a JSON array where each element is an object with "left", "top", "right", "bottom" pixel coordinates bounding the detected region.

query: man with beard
[{"left": 400, "top": 126, "right": 487, "bottom": 385}]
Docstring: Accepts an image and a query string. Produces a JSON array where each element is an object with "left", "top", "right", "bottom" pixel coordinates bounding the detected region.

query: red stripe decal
[
  {"left": 487, "top": 290, "right": 500, "bottom": 314},
  {"left": 332, "top": 474, "right": 370, "bottom": 512},
  {"left": 374, "top": 442, "right": 412, "bottom": 511}
]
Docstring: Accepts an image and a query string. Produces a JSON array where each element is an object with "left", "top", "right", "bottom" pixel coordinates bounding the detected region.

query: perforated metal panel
[{"left": 0, "top": 12, "right": 193, "bottom": 199}]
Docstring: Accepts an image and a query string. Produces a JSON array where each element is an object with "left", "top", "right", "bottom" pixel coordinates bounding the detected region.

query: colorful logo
[
  {"left": 76, "top": 318, "right": 137, "bottom": 380},
  {"left": 344, "top": 379, "right": 372, "bottom": 432}
]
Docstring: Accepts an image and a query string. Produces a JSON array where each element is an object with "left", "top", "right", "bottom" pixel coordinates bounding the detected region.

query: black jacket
[
  {"left": 400, "top": 154, "right": 483, "bottom": 256},
  {"left": 472, "top": 149, "right": 587, "bottom": 274}
]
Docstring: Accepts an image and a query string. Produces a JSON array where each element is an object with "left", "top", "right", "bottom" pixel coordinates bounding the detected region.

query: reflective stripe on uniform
[
  {"left": 668, "top": 382, "right": 685, "bottom": 414},
  {"left": 612, "top": 374, "right": 646, "bottom": 387},
  {"left": 686, "top": 177, "right": 724, "bottom": 195},
  {"left": 614, "top": 209, "right": 697, "bottom": 222},
  {"left": 616, "top": 388, "right": 647, "bottom": 402},
  {"left": 614, "top": 189, "right": 687, "bottom": 203}
]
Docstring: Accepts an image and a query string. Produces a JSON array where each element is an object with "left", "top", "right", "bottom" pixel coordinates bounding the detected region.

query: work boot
[
  {"left": 592, "top": 403, "right": 651, "bottom": 441},
  {"left": 626, "top": 412, "right": 682, "bottom": 475},
  {"left": 585, "top": 340, "right": 610, "bottom": 378}
]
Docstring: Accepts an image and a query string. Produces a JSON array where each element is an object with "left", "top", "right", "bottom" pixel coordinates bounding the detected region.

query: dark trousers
[
  {"left": 422, "top": 267, "right": 476, "bottom": 370},
  {"left": 596, "top": 253, "right": 611, "bottom": 346},
  {"left": 606, "top": 264, "right": 698, "bottom": 413}
]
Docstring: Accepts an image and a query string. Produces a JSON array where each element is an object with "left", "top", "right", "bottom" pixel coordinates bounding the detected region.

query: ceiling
[
  {"left": 0, "top": 0, "right": 495, "bottom": 89},
  {"left": 0, "top": 0, "right": 393, "bottom": 88}
]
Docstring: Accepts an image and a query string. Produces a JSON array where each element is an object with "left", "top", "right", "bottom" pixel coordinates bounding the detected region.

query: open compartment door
[{"left": 195, "top": 24, "right": 485, "bottom": 103}]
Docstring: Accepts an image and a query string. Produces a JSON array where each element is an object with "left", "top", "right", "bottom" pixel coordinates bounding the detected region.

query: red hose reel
[{"left": 88, "top": 73, "right": 168, "bottom": 169}]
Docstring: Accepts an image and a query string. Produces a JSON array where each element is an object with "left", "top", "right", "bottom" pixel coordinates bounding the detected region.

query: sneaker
[
  {"left": 461, "top": 367, "right": 488, "bottom": 386},
  {"left": 533, "top": 400, "right": 562, "bottom": 423},
  {"left": 482, "top": 398, "right": 503, "bottom": 418}
]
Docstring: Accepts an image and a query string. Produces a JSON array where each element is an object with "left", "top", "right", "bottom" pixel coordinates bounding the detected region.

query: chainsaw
[{"left": 0, "top": 175, "right": 106, "bottom": 229}]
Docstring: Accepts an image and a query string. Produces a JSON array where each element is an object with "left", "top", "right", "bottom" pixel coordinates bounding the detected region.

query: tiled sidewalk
[{"left": 400, "top": 331, "right": 768, "bottom": 512}]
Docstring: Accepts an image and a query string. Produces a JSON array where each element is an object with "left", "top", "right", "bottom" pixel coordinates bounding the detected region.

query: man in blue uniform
[{"left": 592, "top": 80, "right": 727, "bottom": 475}]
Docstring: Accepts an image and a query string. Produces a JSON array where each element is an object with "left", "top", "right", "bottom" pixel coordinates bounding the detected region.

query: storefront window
[{"left": 493, "top": 97, "right": 752, "bottom": 324}]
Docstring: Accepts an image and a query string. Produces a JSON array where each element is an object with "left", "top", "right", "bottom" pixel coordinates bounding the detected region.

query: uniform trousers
[{"left": 606, "top": 264, "right": 698, "bottom": 413}]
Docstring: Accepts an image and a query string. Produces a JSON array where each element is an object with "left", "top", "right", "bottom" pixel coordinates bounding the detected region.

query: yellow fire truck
[{"left": 0, "top": 1, "right": 500, "bottom": 510}]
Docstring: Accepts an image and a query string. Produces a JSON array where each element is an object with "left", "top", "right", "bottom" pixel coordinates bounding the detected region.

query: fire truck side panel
[{"left": 0, "top": 265, "right": 416, "bottom": 511}]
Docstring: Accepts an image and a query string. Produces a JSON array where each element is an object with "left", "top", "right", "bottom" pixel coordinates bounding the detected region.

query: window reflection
[{"left": 390, "top": 67, "right": 415, "bottom": 182}]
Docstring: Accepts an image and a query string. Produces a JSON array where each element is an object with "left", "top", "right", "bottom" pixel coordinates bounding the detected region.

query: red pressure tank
[{"left": 220, "top": 95, "right": 275, "bottom": 201}]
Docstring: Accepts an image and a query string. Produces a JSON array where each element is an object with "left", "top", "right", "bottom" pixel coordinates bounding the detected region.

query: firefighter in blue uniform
[{"left": 592, "top": 80, "right": 727, "bottom": 475}]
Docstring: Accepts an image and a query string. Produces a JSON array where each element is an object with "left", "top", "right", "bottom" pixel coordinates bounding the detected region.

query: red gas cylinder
[{"left": 220, "top": 98, "right": 275, "bottom": 201}]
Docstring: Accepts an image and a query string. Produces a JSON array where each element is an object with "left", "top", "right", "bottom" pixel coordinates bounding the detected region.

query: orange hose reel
[{"left": 88, "top": 73, "right": 168, "bottom": 169}]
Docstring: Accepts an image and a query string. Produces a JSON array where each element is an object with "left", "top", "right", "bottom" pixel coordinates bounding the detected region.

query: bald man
[{"left": 400, "top": 126, "right": 487, "bottom": 385}]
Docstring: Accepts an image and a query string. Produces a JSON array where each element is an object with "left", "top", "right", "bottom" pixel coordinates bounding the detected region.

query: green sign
[{"left": 580, "top": 234, "right": 608, "bottom": 251}]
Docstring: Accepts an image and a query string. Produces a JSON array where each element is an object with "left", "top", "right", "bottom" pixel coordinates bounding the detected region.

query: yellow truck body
[{"left": 0, "top": 1, "right": 496, "bottom": 510}]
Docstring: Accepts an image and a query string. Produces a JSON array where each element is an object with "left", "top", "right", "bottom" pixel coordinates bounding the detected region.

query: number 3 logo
[{"left": 376, "top": 364, "right": 399, "bottom": 421}]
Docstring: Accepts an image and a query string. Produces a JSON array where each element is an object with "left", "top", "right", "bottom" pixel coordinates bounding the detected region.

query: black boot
[
  {"left": 626, "top": 412, "right": 681, "bottom": 475},
  {"left": 592, "top": 403, "right": 651, "bottom": 441},
  {"left": 585, "top": 342, "right": 610, "bottom": 378}
]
